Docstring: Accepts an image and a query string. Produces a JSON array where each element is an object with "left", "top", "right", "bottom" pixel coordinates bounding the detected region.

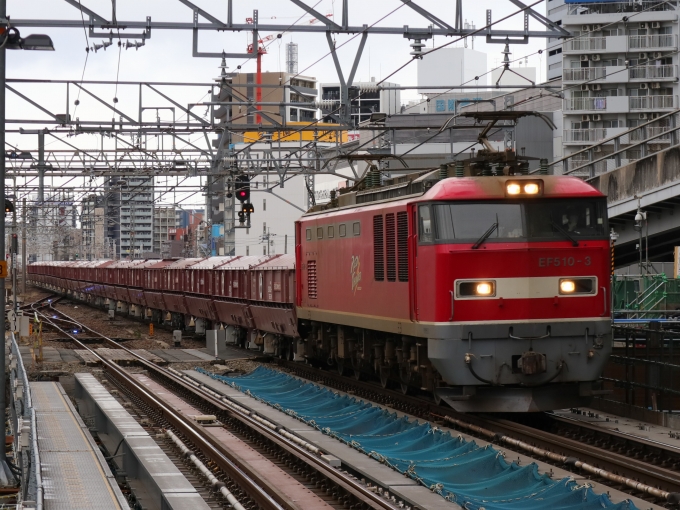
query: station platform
[
  {"left": 73, "top": 373, "right": 211, "bottom": 510},
  {"left": 184, "top": 367, "right": 663, "bottom": 510},
  {"left": 130, "top": 372, "right": 333, "bottom": 510},
  {"left": 30, "top": 381, "right": 127, "bottom": 510}
]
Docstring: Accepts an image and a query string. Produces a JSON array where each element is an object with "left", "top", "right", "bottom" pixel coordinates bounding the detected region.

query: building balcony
[
  {"left": 630, "top": 125, "right": 673, "bottom": 143},
  {"left": 629, "top": 95, "right": 677, "bottom": 109},
  {"left": 564, "top": 34, "right": 677, "bottom": 55},
  {"left": 564, "top": 37, "right": 606, "bottom": 53},
  {"left": 629, "top": 34, "right": 677, "bottom": 50},
  {"left": 629, "top": 64, "right": 677, "bottom": 80},
  {"left": 564, "top": 95, "right": 677, "bottom": 113},
  {"left": 564, "top": 128, "right": 608, "bottom": 144},
  {"left": 563, "top": 67, "right": 607, "bottom": 82},
  {"left": 563, "top": 97, "right": 608, "bottom": 112}
]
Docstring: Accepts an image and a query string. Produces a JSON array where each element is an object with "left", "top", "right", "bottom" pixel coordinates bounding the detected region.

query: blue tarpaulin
[{"left": 195, "top": 366, "right": 638, "bottom": 510}]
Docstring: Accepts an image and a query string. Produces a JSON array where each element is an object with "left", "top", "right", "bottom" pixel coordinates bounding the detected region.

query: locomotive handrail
[
  {"left": 449, "top": 290, "right": 454, "bottom": 321},
  {"left": 508, "top": 327, "right": 551, "bottom": 341}
]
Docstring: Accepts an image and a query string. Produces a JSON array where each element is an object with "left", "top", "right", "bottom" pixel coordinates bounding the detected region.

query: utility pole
[
  {"left": 0, "top": 0, "right": 8, "bottom": 462},
  {"left": 22, "top": 198, "right": 26, "bottom": 293}
]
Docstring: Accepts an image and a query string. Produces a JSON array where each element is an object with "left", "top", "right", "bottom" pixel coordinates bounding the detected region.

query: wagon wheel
[
  {"left": 432, "top": 379, "right": 443, "bottom": 406},
  {"left": 351, "top": 357, "right": 362, "bottom": 381},
  {"left": 337, "top": 358, "right": 346, "bottom": 375},
  {"left": 379, "top": 365, "right": 391, "bottom": 389},
  {"left": 399, "top": 364, "right": 411, "bottom": 395}
]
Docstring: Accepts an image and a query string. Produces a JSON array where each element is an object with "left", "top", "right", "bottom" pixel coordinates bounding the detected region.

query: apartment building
[
  {"left": 153, "top": 206, "right": 176, "bottom": 254},
  {"left": 319, "top": 80, "right": 401, "bottom": 126},
  {"left": 105, "top": 176, "right": 154, "bottom": 258},
  {"left": 548, "top": 0, "right": 679, "bottom": 171}
]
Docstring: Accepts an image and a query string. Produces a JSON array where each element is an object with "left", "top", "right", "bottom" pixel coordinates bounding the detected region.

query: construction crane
[{"left": 246, "top": 14, "right": 333, "bottom": 124}]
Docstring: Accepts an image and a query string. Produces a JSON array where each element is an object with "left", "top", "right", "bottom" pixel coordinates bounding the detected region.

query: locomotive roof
[
  {"left": 421, "top": 175, "right": 604, "bottom": 201},
  {"left": 302, "top": 175, "right": 604, "bottom": 219}
]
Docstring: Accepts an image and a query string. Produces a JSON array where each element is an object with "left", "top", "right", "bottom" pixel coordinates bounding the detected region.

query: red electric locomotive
[
  {"left": 295, "top": 174, "right": 611, "bottom": 412},
  {"left": 28, "top": 173, "right": 611, "bottom": 412}
]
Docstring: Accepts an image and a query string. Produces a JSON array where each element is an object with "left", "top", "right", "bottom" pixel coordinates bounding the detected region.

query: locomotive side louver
[
  {"left": 307, "top": 260, "right": 318, "bottom": 299},
  {"left": 373, "top": 215, "right": 385, "bottom": 281},
  {"left": 397, "top": 212, "right": 409, "bottom": 282},
  {"left": 386, "top": 213, "right": 396, "bottom": 282}
]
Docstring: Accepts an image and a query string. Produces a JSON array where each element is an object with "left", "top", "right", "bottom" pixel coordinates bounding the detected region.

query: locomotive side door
[{"left": 410, "top": 203, "right": 436, "bottom": 323}]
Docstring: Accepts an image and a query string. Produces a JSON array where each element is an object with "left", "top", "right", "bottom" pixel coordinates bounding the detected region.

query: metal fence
[
  {"left": 603, "top": 325, "right": 680, "bottom": 412},
  {"left": 543, "top": 109, "right": 680, "bottom": 179},
  {"left": 9, "top": 334, "right": 42, "bottom": 509}
]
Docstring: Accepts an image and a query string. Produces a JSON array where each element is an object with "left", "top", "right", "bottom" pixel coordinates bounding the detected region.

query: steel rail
[
  {"left": 30, "top": 304, "right": 284, "bottom": 510},
  {"left": 38, "top": 303, "right": 398, "bottom": 510},
  {"left": 442, "top": 414, "right": 680, "bottom": 504}
]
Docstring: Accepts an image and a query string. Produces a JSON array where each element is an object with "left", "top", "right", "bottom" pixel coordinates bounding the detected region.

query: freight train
[{"left": 28, "top": 174, "right": 612, "bottom": 412}]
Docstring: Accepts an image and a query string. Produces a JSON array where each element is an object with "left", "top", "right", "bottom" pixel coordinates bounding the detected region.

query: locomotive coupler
[{"left": 517, "top": 351, "right": 547, "bottom": 376}]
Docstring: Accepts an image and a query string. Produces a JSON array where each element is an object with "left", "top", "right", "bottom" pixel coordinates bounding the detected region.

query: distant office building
[
  {"left": 230, "top": 72, "right": 318, "bottom": 127},
  {"left": 320, "top": 79, "right": 401, "bottom": 125},
  {"left": 417, "top": 48, "right": 488, "bottom": 93},
  {"left": 175, "top": 208, "right": 204, "bottom": 229}
]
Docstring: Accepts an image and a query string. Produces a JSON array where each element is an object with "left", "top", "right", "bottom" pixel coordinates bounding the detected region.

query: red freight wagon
[
  {"left": 212, "top": 256, "right": 267, "bottom": 328},
  {"left": 246, "top": 254, "right": 298, "bottom": 336},
  {"left": 143, "top": 260, "right": 176, "bottom": 310},
  {"left": 185, "top": 257, "right": 236, "bottom": 321},
  {"left": 128, "top": 260, "right": 160, "bottom": 305},
  {"left": 249, "top": 254, "right": 295, "bottom": 304},
  {"left": 162, "top": 258, "right": 203, "bottom": 314}
]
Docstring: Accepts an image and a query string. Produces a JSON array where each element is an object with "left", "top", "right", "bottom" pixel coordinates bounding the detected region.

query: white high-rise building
[
  {"left": 417, "top": 47, "right": 488, "bottom": 93},
  {"left": 547, "top": 0, "right": 679, "bottom": 167}
]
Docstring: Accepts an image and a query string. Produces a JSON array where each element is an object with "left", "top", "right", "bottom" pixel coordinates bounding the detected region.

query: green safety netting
[{"left": 195, "top": 366, "right": 637, "bottom": 510}]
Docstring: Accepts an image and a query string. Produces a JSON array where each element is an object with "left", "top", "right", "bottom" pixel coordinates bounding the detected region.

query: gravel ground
[{"left": 21, "top": 286, "right": 207, "bottom": 351}]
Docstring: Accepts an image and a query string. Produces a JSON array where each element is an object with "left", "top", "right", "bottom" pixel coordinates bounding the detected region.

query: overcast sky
[{"left": 6, "top": 0, "right": 550, "bottom": 209}]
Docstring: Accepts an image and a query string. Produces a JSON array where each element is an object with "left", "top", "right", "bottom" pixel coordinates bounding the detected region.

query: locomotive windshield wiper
[
  {"left": 550, "top": 221, "right": 579, "bottom": 247},
  {"left": 471, "top": 221, "right": 498, "bottom": 249}
]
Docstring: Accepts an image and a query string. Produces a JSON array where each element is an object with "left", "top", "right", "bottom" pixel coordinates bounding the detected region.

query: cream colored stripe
[{"left": 455, "top": 276, "right": 598, "bottom": 300}]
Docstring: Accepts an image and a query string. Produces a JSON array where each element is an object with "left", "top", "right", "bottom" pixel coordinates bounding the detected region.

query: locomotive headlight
[
  {"left": 476, "top": 282, "right": 493, "bottom": 295},
  {"left": 506, "top": 183, "right": 521, "bottom": 195},
  {"left": 524, "top": 183, "right": 540, "bottom": 195},
  {"left": 457, "top": 280, "right": 496, "bottom": 297},
  {"left": 559, "top": 278, "right": 596, "bottom": 295},
  {"left": 559, "top": 280, "right": 576, "bottom": 293}
]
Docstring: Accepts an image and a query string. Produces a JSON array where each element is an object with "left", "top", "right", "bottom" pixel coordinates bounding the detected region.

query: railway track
[
  {"left": 276, "top": 359, "right": 680, "bottom": 507},
  {"left": 29, "top": 299, "right": 401, "bottom": 510}
]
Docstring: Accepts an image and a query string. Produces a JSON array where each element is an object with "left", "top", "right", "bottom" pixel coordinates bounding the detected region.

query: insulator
[
  {"left": 222, "top": 156, "right": 236, "bottom": 164},
  {"left": 410, "top": 39, "right": 426, "bottom": 58},
  {"left": 359, "top": 82, "right": 379, "bottom": 93},
  {"left": 315, "top": 99, "right": 337, "bottom": 110},
  {"left": 455, "top": 160, "right": 465, "bottom": 177},
  {"left": 539, "top": 158, "right": 549, "bottom": 175}
]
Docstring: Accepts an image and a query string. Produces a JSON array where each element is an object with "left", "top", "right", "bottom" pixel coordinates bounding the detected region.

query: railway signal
[
  {"left": 235, "top": 175, "right": 250, "bottom": 203},
  {"left": 4, "top": 199, "right": 13, "bottom": 214}
]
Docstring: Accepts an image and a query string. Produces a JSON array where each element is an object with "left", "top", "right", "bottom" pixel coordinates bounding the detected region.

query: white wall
[
  {"left": 234, "top": 173, "right": 307, "bottom": 256},
  {"left": 417, "top": 48, "right": 488, "bottom": 93}
]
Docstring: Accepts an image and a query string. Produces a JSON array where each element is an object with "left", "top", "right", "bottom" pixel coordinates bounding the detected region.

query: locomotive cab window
[
  {"left": 306, "top": 228, "right": 312, "bottom": 241},
  {"left": 317, "top": 227, "right": 323, "bottom": 239},
  {"left": 339, "top": 224, "right": 347, "bottom": 237},
  {"left": 419, "top": 205, "right": 433, "bottom": 243},
  {"left": 426, "top": 198, "right": 608, "bottom": 243},
  {"left": 353, "top": 222, "right": 361, "bottom": 236},
  {"left": 328, "top": 225, "right": 335, "bottom": 238}
]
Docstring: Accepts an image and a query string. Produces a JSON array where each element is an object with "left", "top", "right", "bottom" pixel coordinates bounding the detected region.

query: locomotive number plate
[{"left": 538, "top": 256, "right": 591, "bottom": 267}]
